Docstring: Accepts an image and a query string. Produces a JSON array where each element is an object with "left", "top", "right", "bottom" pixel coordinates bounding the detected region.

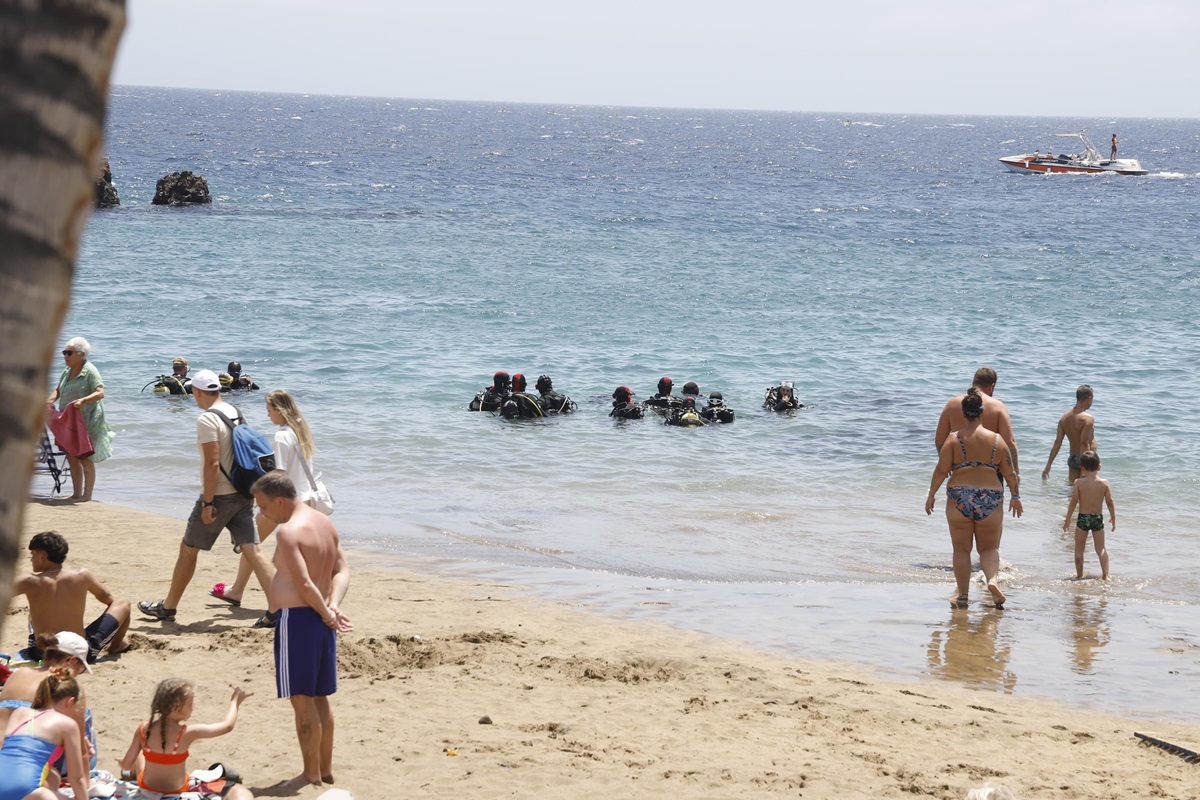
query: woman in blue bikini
[{"left": 926, "top": 387, "right": 1022, "bottom": 607}]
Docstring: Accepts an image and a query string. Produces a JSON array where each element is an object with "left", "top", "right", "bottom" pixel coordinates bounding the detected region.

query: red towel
[{"left": 47, "top": 403, "right": 95, "bottom": 459}]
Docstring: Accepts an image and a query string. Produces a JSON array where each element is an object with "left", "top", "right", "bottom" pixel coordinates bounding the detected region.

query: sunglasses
[{"left": 62, "top": 350, "right": 77, "bottom": 356}]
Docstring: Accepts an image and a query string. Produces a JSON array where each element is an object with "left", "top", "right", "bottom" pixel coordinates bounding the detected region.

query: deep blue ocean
[{"left": 56, "top": 87, "right": 1200, "bottom": 719}]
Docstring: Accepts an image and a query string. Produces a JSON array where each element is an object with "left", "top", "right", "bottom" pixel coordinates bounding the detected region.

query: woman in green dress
[{"left": 46, "top": 337, "right": 113, "bottom": 500}]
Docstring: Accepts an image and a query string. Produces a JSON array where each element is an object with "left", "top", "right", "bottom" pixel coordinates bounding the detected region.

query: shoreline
[
  {"left": 26, "top": 488, "right": 1200, "bottom": 724},
  {"left": 6, "top": 500, "right": 1200, "bottom": 797}
]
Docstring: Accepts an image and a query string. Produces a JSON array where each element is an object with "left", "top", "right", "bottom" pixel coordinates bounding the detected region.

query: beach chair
[{"left": 33, "top": 426, "right": 71, "bottom": 495}]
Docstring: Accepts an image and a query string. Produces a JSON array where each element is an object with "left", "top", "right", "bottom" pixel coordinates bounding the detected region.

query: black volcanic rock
[
  {"left": 95, "top": 157, "right": 119, "bottom": 208},
  {"left": 152, "top": 171, "right": 212, "bottom": 206}
]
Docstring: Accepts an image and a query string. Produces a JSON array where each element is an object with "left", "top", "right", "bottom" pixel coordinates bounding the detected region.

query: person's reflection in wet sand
[
  {"left": 1068, "top": 594, "right": 1110, "bottom": 675},
  {"left": 926, "top": 607, "right": 1017, "bottom": 692}
]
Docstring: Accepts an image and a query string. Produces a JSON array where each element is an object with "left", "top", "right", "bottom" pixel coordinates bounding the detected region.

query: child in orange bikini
[
  {"left": 1062, "top": 450, "right": 1116, "bottom": 580},
  {"left": 117, "top": 678, "right": 254, "bottom": 799}
]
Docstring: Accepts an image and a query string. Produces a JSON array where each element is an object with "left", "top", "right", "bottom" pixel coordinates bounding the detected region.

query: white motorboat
[{"left": 1000, "top": 132, "right": 1148, "bottom": 176}]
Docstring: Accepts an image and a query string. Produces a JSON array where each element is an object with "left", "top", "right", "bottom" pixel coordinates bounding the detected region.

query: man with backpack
[{"left": 139, "top": 369, "right": 275, "bottom": 623}]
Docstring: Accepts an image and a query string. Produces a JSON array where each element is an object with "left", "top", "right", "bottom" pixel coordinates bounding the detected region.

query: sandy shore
[{"left": 5, "top": 501, "right": 1198, "bottom": 799}]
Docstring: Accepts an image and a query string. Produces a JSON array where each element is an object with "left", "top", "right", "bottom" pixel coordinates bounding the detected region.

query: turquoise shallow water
[{"left": 52, "top": 87, "right": 1200, "bottom": 719}]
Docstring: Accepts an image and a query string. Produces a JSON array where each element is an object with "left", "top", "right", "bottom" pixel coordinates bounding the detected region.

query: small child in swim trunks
[
  {"left": 1062, "top": 450, "right": 1116, "bottom": 580},
  {"left": 117, "top": 678, "right": 254, "bottom": 800}
]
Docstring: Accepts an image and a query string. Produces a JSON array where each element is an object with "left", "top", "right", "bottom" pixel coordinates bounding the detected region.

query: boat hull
[{"left": 1000, "top": 155, "right": 1148, "bottom": 176}]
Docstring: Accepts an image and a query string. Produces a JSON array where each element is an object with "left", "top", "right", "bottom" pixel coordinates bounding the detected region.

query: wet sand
[{"left": 6, "top": 501, "right": 1199, "bottom": 798}]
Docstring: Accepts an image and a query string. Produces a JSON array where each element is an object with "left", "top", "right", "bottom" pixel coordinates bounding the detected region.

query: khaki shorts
[{"left": 183, "top": 493, "right": 257, "bottom": 551}]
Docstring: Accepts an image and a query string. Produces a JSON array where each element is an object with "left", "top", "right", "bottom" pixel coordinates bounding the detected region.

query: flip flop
[{"left": 208, "top": 583, "right": 241, "bottom": 607}]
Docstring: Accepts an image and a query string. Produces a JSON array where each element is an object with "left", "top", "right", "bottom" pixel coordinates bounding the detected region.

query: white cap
[
  {"left": 52, "top": 631, "right": 93, "bottom": 672},
  {"left": 190, "top": 369, "right": 222, "bottom": 392}
]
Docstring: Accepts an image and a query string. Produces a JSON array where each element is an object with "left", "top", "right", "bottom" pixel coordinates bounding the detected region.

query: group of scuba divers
[
  {"left": 469, "top": 373, "right": 804, "bottom": 426},
  {"left": 143, "top": 356, "right": 260, "bottom": 395}
]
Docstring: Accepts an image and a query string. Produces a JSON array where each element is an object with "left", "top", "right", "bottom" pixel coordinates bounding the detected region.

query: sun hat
[
  {"left": 53, "top": 631, "right": 93, "bottom": 672},
  {"left": 172, "top": 357, "right": 188, "bottom": 367},
  {"left": 191, "top": 369, "right": 222, "bottom": 392}
]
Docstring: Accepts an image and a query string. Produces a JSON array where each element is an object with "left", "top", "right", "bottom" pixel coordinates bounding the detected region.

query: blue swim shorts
[{"left": 274, "top": 606, "right": 337, "bottom": 699}]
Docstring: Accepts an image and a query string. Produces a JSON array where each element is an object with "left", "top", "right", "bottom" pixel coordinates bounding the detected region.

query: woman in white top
[{"left": 210, "top": 390, "right": 317, "bottom": 627}]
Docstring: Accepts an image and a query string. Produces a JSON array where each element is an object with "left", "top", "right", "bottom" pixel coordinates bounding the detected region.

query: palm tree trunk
[{"left": 0, "top": 0, "right": 125, "bottom": 635}]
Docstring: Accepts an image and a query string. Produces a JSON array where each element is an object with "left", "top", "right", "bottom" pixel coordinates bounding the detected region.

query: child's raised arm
[
  {"left": 181, "top": 686, "right": 253, "bottom": 745},
  {"left": 1062, "top": 482, "right": 1080, "bottom": 531},
  {"left": 1105, "top": 481, "right": 1116, "bottom": 530}
]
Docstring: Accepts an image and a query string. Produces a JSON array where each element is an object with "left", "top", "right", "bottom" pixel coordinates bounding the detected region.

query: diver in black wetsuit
[
  {"left": 764, "top": 380, "right": 804, "bottom": 411},
  {"left": 609, "top": 386, "right": 645, "bottom": 419},
  {"left": 664, "top": 396, "right": 706, "bottom": 427},
  {"left": 221, "top": 360, "right": 259, "bottom": 392},
  {"left": 535, "top": 375, "right": 576, "bottom": 414},
  {"left": 152, "top": 357, "right": 192, "bottom": 395},
  {"left": 644, "top": 376, "right": 681, "bottom": 412},
  {"left": 700, "top": 391, "right": 736, "bottom": 423},
  {"left": 469, "top": 371, "right": 512, "bottom": 412},
  {"left": 502, "top": 373, "right": 545, "bottom": 419}
]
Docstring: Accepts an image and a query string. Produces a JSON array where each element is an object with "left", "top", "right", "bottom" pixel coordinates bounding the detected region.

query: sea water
[{"left": 58, "top": 88, "right": 1200, "bottom": 719}]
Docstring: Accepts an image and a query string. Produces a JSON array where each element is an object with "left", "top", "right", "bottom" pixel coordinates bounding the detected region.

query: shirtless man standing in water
[
  {"left": 935, "top": 367, "right": 1020, "bottom": 474},
  {"left": 253, "top": 470, "right": 352, "bottom": 789},
  {"left": 1042, "top": 384, "right": 1097, "bottom": 483}
]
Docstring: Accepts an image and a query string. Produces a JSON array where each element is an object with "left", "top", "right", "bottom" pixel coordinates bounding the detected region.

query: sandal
[
  {"left": 208, "top": 583, "right": 241, "bottom": 607},
  {"left": 138, "top": 599, "right": 177, "bottom": 622},
  {"left": 252, "top": 611, "right": 278, "bottom": 629}
]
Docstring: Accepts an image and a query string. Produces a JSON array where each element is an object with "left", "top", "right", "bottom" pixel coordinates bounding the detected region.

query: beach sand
[{"left": 6, "top": 501, "right": 1198, "bottom": 799}]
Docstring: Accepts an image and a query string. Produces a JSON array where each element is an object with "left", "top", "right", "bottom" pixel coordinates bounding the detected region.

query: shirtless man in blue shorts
[
  {"left": 14, "top": 530, "right": 130, "bottom": 662},
  {"left": 253, "top": 470, "right": 352, "bottom": 788}
]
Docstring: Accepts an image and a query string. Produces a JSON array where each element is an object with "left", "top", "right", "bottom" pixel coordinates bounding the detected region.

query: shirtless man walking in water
[
  {"left": 935, "top": 367, "right": 1020, "bottom": 474},
  {"left": 253, "top": 471, "right": 351, "bottom": 789},
  {"left": 1042, "top": 384, "right": 1097, "bottom": 483}
]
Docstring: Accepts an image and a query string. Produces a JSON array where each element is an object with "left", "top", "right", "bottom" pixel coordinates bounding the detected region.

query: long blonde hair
[{"left": 266, "top": 390, "right": 315, "bottom": 459}]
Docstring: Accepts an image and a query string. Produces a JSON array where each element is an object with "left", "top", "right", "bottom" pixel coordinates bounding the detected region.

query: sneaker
[{"left": 137, "top": 600, "right": 176, "bottom": 622}]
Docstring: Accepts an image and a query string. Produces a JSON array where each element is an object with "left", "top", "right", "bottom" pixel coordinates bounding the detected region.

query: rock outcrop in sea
[
  {"left": 95, "top": 157, "right": 119, "bottom": 208},
  {"left": 152, "top": 171, "right": 212, "bottom": 206}
]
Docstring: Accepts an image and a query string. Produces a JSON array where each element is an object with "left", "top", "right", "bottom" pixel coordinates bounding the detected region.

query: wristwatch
[{"left": 202, "top": 500, "right": 216, "bottom": 508}]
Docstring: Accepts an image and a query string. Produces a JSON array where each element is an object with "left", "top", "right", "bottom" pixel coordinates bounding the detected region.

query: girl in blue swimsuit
[
  {"left": 0, "top": 669, "right": 89, "bottom": 800},
  {"left": 926, "top": 387, "right": 1022, "bottom": 608}
]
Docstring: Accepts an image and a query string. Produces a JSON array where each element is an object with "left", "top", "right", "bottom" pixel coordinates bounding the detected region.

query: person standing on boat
[{"left": 1110, "top": 134, "right": 1118, "bottom": 160}]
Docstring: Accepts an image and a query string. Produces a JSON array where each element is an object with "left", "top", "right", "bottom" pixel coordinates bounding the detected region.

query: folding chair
[{"left": 33, "top": 426, "right": 71, "bottom": 495}]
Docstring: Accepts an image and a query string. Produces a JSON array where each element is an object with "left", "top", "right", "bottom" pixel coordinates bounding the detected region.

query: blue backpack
[{"left": 207, "top": 408, "right": 276, "bottom": 498}]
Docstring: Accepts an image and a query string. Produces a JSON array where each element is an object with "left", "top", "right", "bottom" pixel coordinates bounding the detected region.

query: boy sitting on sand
[{"left": 1062, "top": 450, "right": 1116, "bottom": 580}]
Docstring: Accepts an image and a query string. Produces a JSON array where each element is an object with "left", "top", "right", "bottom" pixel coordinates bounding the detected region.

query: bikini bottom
[{"left": 946, "top": 486, "right": 1003, "bottom": 522}]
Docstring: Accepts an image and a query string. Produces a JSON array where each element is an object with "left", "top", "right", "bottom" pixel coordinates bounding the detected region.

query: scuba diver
[
  {"left": 609, "top": 386, "right": 645, "bottom": 419},
  {"left": 700, "top": 391, "right": 736, "bottom": 423},
  {"left": 644, "top": 376, "right": 681, "bottom": 413},
  {"left": 664, "top": 396, "right": 706, "bottom": 427},
  {"left": 145, "top": 356, "right": 192, "bottom": 395},
  {"left": 501, "top": 373, "right": 545, "bottom": 419},
  {"left": 469, "top": 371, "right": 513, "bottom": 412},
  {"left": 681, "top": 381, "right": 701, "bottom": 398},
  {"left": 764, "top": 380, "right": 804, "bottom": 411},
  {"left": 220, "top": 360, "right": 259, "bottom": 392},
  {"left": 534, "top": 375, "right": 576, "bottom": 414}
]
